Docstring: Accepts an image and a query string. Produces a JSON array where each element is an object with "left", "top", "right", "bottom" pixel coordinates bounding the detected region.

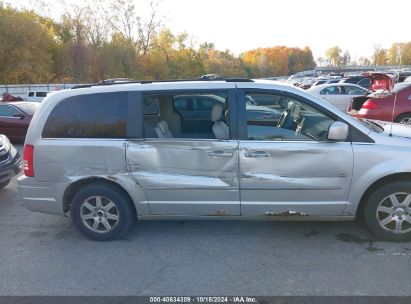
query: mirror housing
[{"left": 328, "top": 121, "right": 349, "bottom": 141}]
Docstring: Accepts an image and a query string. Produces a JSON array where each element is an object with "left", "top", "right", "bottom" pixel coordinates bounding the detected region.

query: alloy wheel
[
  {"left": 80, "top": 196, "right": 120, "bottom": 233},
  {"left": 376, "top": 192, "right": 411, "bottom": 234},
  {"left": 399, "top": 117, "right": 411, "bottom": 125}
]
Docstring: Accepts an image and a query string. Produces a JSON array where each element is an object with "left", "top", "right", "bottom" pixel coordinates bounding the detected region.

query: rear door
[
  {"left": 126, "top": 85, "right": 240, "bottom": 216},
  {"left": 237, "top": 87, "right": 354, "bottom": 217}
]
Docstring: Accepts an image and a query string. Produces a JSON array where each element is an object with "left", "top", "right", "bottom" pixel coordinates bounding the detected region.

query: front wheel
[
  {"left": 363, "top": 181, "right": 411, "bottom": 242},
  {"left": 70, "top": 182, "right": 136, "bottom": 241},
  {"left": 394, "top": 113, "right": 411, "bottom": 125}
]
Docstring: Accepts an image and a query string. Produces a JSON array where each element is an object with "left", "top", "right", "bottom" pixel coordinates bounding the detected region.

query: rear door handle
[
  {"left": 244, "top": 151, "right": 270, "bottom": 158},
  {"left": 208, "top": 150, "right": 233, "bottom": 157}
]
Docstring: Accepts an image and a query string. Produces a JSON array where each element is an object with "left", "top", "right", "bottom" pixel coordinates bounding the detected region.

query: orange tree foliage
[
  {"left": 242, "top": 46, "right": 315, "bottom": 78},
  {"left": 0, "top": 3, "right": 316, "bottom": 83}
]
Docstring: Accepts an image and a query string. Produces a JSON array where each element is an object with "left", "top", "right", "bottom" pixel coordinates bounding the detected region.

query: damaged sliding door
[{"left": 126, "top": 87, "right": 240, "bottom": 216}]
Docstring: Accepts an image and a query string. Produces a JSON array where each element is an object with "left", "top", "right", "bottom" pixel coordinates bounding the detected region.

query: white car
[
  {"left": 26, "top": 91, "right": 50, "bottom": 102},
  {"left": 307, "top": 83, "right": 369, "bottom": 112}
]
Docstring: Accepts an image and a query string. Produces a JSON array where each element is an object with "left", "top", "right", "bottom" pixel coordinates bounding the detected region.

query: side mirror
[{"left": 328, "top": 121, "right": 349, "bottom": 141}]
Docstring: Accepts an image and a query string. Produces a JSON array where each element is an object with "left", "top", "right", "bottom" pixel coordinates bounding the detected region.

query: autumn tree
[
  {"left": 106, "top": 0, "right": 162, "bottom": 55},
  {"left": 325, "top": 46, "right": 342, "bottom": 67},
  {"left": 204, "top": 50, "right": 246, "bottom": 77},
  {"left": 342, "top": 50, "right": 351, "bottom": 66},
  {"left": 372, "top": 43, "right": 388, "bottom": 65},
  {"left": 0, "top": 4, "right": 56, "bottom": 83},
  {"left": 373, "top": 49, "right": 388, "bottom": 65}
]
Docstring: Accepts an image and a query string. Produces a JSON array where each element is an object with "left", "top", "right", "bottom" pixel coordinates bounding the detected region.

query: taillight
[
  {"left": 23, "top": 144, "right": 34, "bottom": 177},
  {"left": 362, "top": 100, "right": 380, "bottom": 110}
]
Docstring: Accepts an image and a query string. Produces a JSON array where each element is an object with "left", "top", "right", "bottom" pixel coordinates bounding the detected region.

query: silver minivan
[{"left": 18, "top": 79, "right": 411, "bottom": 241}]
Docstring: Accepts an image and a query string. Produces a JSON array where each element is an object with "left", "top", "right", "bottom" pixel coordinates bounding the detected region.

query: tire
[
  {"left": 70, "top": 182, "right": 136, "bottom": 241},
  {"left": 363, "top": 181, "right": 411, "bottom": 242},
  {"left": 0, "top": 180, "right": 11, "bottom": 190},
  {"left": 394, "top": 113, "right": 411, "bottom": 125}
]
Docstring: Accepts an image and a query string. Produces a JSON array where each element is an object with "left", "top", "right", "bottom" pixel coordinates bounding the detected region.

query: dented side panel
[
  {"left": 126, "top": 139, "right": 240, "bottom": 215},
  {"left": 31, "top": 139, "right": 150, "bottom": 215},
  {"left": 239, "top": 141, "right": 354, "bottom": 216}
]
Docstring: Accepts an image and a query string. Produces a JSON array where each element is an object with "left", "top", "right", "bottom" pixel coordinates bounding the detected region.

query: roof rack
[{"left": 71, "top": 77, "right": 254, "bottom": 89}]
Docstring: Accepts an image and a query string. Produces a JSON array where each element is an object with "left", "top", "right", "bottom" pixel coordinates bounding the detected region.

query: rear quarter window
[{"left": 42, "top": 92, "right": 127, "bottom": 138}]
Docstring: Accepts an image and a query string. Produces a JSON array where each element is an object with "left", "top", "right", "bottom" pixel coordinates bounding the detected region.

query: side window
[
  {"left": 245, "top": 92, "right": 335, "bottom": 142},
  {"left": 0, "top": 105, "right": 20, "bottom": 117},
  {"left": 36, "top": 92, "right": 48, "bottom": 97},
  {"left": 42, "top": 92, "right": 127, "bottom": 138},
  {"left": 173, "top": 98, "right": 189, "bottom": 111},
  {"left": 144, "top": 92, "right": 229, "bottom": 139},
  {"left": 344, "top": 86, "right": 366, "bottom": 95},
  {"left": 320, "top": 86, "right": 341, "bottom": 95},
  {"left": 28, "top": 92, "right": 34, "bottom": 97},
  {"left": 195, "top": 98, "right": 216, "bottom": 111}
]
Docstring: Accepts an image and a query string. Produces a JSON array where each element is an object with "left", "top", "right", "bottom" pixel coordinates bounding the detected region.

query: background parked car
[
  {"left": 311, "top": 78, "right": 341, "bottom": 87},
  {"left": 0, "top": 134, "right": 21, "bottom": 190},
  {"left": 0, "top": 102, "right": 40, "bottom": 142},
  {"left": 340, "top": 75, "right": 371, "bottom": 89},
  {"left": 26, "top": 91, "right": 50, "bottom": 102},
  {"left": 348, "top": 83, "right": 411, "bottom": 124},
  {"left": 307, "top": 83, "right": 369, "bottom": 111}
]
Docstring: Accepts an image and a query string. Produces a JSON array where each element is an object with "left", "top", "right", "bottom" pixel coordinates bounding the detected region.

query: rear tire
[
  {"left": 363, "top": 181, "right": 411, "bottom": 242},
  {"left": 394, "top": 113, "right": 411, "bottom": 125},
  {"left": 70, "top": 182, "right": 136, "bottom": 241}
]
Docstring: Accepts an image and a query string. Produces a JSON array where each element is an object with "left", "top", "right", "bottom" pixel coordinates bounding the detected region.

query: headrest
[
  {"left": 211, "top": 103, "right": 223, "bottom": 122},
  {"left": 287, "top": 101, "right": 295, "bottom": 110},
  {"left": 292, "top": 105, "right": 301, "bottom": 120}
]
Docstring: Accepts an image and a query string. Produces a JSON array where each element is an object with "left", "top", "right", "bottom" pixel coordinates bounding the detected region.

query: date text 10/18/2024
[{"left": 149, "top": 297, "right": 258, "bottom": 303}]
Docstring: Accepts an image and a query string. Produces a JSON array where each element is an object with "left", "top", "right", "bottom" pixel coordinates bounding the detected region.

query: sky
[{"left": 9, "top": 0, "right": 411, "bottom": 61}]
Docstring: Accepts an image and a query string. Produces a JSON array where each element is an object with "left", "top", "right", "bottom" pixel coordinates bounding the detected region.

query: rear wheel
[
  {"left": 363, "top": 181, "right": 411, "bottom": 242},
  {"left": 70, "top": 182, "right": 135, "bottom": 241},
  {"left": 394, "top": 113, "right": 411, "bottom": 125}
]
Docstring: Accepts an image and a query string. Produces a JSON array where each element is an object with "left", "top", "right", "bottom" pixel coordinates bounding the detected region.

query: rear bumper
[
  {"left": 17, "top": 176, "right": 66, "bottom": 216},
  {"left": 0, "top": 151, "right": 22, "bottom": 184}
]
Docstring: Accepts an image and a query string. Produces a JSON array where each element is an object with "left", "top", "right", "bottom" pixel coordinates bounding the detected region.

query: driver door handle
[
  {"left": 208, "top": 150, "right": 233, "bottom": 157},
  {"left": 244, "top": 151, "right": 270, "bottom": 158}
]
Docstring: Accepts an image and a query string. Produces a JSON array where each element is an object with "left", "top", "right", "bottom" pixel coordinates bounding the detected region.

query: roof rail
[{"left": 71, "top": 77, "right": 254, "bottom": 89}]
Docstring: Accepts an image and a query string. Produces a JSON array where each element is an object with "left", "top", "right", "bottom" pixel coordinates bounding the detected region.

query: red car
[
  {"left": 0, "top": 102, "right": 40, "bottom": 142},
  {"left": 348, "top": 83, "right": 411, "bottom": 124}
]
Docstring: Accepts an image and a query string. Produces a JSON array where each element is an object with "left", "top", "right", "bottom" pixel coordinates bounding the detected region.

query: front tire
[
  {"left": 70, "top": 182, "right": 136, "bottom": 241},
  {"left": 363, "top": 181, "right": 411, "bottom": 242},
  {"left": 394, "top": 113, "right": 411, "bottom": 125}
]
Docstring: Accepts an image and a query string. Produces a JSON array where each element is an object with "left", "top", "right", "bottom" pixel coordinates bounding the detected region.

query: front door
[
  {"left": 126, "top": 87, "right": 240, "bottom": 216},
  {"left": 237, "top": 89, "right": 354, "bottom": 217}
]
